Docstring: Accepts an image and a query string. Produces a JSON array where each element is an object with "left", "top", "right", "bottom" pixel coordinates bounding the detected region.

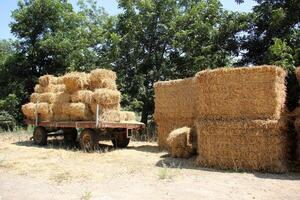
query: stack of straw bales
[
  {"left": 292, "top": 67, "right": 300, "bottom": 163},
  {"left": 154, "top": 65, "right": 289, "bottom": 172},
  {"left": 154, "top": 78, "right": 197, "bottom": 150},
  {"left": 195, "top": 66, "right": 288, "bottom": 172},
  {"left": 167, "top": 127, "right": 196, "bottom": 158},
  {"left": 22, "top": 69, "right": 136, "bottom": 122}
]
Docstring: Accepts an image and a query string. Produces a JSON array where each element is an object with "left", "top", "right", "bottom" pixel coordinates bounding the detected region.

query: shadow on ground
[
  {"left": 12, "top": 138, "right": 300, "bottom": 180},
  {"left": 156, "top": 153, "right": 300, "bottom": 181},
  {"left": 13, "top": 138, "right": 115, "bottom": 152}
]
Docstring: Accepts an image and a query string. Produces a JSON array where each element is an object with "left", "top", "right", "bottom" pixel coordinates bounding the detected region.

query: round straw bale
[
  {"left": 30, "top": 93, "right": 53, "bottom": 103},
  {"left": 62, "top": 103, "right": 92, "bottom": 121},
  {"left": 92, "top": 89, "right": 121, "bottom": 106},
  {"left": 50, "top": 92, "right": 71, "bottom": 103},
  {"left": 63, "top": 72, "right": 90, "bottom": 93},
  {"left": 90, "top": 100, "right": 120, "bottom": 114},
  {"left": 44, "top": 84, "right": 66, "bottom": 93},
  {"left": 38, "top": 75, "right": 55, "bottom": 87},
  {"left": 34, "top": 84, "right": 44, "bottom": 93},
  {"left": 295, "top": 67, "right": 300, "bottom": 81},
  {"left": 71, "top": 90, "right": 93, "bottom": 104},
  {"left": 167, "top": 127, "right": 195, "bottom": 158},
  {"left": 120, "top": 111, "right": 136, "bottom": 121},
  {"left": 99, "top": 110, "right": 121, "bottom": 122},
  {"left": 21, "top": 102, "right": 52, "bottom": 121},
  {"left": 89, "top": 69, "right": 117, "bottom": 90},
  {"left": 90, "top": 68, "right": 116, "bottom": 81}
]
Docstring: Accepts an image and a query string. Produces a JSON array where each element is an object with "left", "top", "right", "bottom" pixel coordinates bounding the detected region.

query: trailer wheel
[
  {"left": 63, "top": 128, "right": 78, "bottom": 146},
  {"left": 33, "top": 126, "right": 47, "bottom": 146},
  {"left": 79, "top": 129, "right": 97, "bottom": 151},
  {"left": 112, "top": 130, "right": 130, "bottom": 148}
]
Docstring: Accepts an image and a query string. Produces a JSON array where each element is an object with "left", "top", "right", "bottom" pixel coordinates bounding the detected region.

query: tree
[
  {"left": 239, "top": 0, "right": 300, "bottom": 66},
  {"left": 237, "top": 0, "right": 300, "bottom": 110},
  {"left": 3, "top": 0, "right": 112, "bottom": 123},
  {"left": 113, "top": 0, "right": 247, "bottom": 124}
]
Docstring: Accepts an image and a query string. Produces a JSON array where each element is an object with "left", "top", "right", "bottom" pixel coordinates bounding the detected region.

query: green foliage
[
  {"left": 113, "top": 0, "right": 247, "bottom": 124},
  {"left": 0, "top": 0, "right": 299, "bottom": 125},
  {"left": 268, "top": 38, "right": 295, "bottom": 72},
  {"left": 0, "top": 110, "right": 16, "bottom": 131}
]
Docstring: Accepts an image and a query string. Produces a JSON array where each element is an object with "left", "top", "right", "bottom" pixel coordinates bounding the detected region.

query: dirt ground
[{"left": 0, "top": 131, "right": 300, "bottom": 200}]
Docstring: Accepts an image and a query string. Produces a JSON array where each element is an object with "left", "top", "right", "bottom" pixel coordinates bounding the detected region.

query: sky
[{"left": 0, "top": 0, "right": 257, "bottom": 40}]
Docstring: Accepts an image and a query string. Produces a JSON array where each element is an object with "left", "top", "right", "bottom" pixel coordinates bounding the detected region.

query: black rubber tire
[
  {"left": 33, "top": 126, "right": 47, "bottom": 146},
  {"left": 79, "top": 129, "right": 97, "bottom": 151},
  {"left": 63, "top": 128, "right": 78, "bottom": 146},
  {"left": 112, "top": 130, "right": 130, "bottom": 148}
]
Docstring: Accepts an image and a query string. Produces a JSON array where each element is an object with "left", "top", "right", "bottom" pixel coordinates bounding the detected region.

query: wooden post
[
  {"left": 96, "top": 104, "right": 99, "bottom": 128},
  {"left": 35, "top": 102, "right": 39, "bottom": 126}
]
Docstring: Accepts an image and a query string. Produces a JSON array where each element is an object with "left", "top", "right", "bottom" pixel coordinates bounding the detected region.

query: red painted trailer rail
[{"left": 25, "top": 119, "right": 145, "bottom": 130}]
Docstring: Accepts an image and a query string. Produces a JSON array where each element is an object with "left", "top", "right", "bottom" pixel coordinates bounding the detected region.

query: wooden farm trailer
[{"left": 25, "top": 119, "right": 145, "bottom": 150}]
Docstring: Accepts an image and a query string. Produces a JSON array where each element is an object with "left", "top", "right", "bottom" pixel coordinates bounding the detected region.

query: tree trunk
[{"left": 141, "top": 102, "right": 149, "bottom": 125}]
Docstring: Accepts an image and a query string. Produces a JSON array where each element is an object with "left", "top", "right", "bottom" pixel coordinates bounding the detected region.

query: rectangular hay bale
[
  {"left": 195, "top": 65, "right": 286, "bottom": 120},
  {"left": 154, "top": 77, "right": 197, "bottom": 119},
  {"left": 196, "top": 119, "right": 289, "bottom": 173}
]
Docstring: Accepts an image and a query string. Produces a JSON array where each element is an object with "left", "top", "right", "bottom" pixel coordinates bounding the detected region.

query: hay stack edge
[
  {"left": 22, "top": 69, "right": 136, "bottom": 123},
  {"left": 155, "top": 65, "right": 290, "bottom": 173}
]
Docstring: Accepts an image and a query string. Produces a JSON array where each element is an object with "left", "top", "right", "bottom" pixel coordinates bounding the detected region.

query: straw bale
[
  {"left": 196, "top": 118, "right": 289, "bottom": 173},
  {"left": 294, "top": 117, "right": 300, "bottom": 162},
  {"left": 167, "top": 127, "right": 196, "bottom": 158},
  {"left": 120, "top": 111, "right": 136, "bottom": 121},
  {"left": 21, "top": 102, "right": 52, "bottom": 121},
  {"left": 71, "top": 90, "right": 93, "bottom": 104},
  {"left": 30, "top": 93, "right": 54, "bottom": 103},
  {"left": 90, "top": 100, "right": 120, "bottom": 114},
  {"left": 44, "top": 84, "right": 66, "bottom": 93},
  {"left": 296, "top": 67, "right": 300, "bottom": 81},
  {"left": 154, "top": 77, "right": 197, "bottom": 119},
  {"left": 34, "top": 84, "right": 44, "bottom": 93},
  {"left": 155, "top": 116, "right": 195, "bottom": 150},
  {"left": 50, "top": 103, "right": 70, "bottom": 121},
  {"left": 62, "top": 72, "right": 90, "bottom": 93},
  {"left": 99, "top": 110, "right": 121, "bottom": 122},
  {"left": 92, "top": 89, "right": 121, "bottom": 106},
  {"left": 38, "top": 75, "right": 55, "bottom": 87},
  {"left": 89, "top": 69, "right": 117, "bottom": 90},
  {"left": 62, "top": 103, "right": 93, "bottom": 121},
  {"left": 195, "top": 65, "right": 286, "bottom": 120},
  {"left": 30, "top": 92, "right": 70, "bottom": 103}
]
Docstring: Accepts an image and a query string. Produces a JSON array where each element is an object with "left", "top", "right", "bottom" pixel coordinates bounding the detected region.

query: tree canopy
[{"left": 0, "top": 0, "right": 299, "bottom": 125}]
